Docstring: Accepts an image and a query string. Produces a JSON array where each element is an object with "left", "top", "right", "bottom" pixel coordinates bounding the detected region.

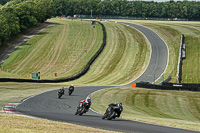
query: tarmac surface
[{"left": 16, "top": 86, "right": 198, "bottom": 133}]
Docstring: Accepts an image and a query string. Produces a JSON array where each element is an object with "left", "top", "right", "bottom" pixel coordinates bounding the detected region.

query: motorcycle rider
[
  {"left": 69, "top": 84, "right": 74, "bottom": 92},
  {"left": 107, "top": 102, "right": 123, "bottom": 117},
  {"left": 58, "top": 87, "right": 65, "bottom": 95},
  {"left": 79, "top": 97, "right": 91, "bottom": 111}
]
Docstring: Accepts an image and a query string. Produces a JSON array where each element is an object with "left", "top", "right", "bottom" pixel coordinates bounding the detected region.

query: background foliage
[
  {"left": 0, "top": 0, "right": 55, "bottom": 47},
  {"left": 1, "top": 0, "right": 200, "bottom": 50},
  {"left": 53, "top": 0, "right": 200, "bottom": 20}
]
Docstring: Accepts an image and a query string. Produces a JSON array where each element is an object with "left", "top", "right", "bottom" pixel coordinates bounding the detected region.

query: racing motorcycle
[
  {"left": 75, "top": 98, "right": 91, "bottom": 116},
  {"left": 58, "top": 88, "right": 64, "bottom": 99},
  {"left": 102, "top": 103, "right": 123, "bottom": 120},
  {"left": 68, "top": 86, "right": 74, "bottom": 95}
]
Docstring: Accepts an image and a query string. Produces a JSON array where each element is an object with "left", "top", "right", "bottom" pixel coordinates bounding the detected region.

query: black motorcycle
[
  {"left": 68, "top": 86, "right": 74, "bottom": 95},
  {"left": 75, "top": 100, "right": 91, "bottom": 116},
  {"left": 102, "top": 103, "right": 123, "bottom": 120},
  {"left": 58, "top": 89, "right": 64, "bottom": 99}
]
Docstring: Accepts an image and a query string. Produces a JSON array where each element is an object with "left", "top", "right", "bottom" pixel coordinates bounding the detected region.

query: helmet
[
  {"left": 71, "top": 84, "right": 74, "bottom": 86},
  {"left": 86, "top": 97, "right": 91, "bottom": 103},
  {"left": 117, "top": 102, "right": 122, "bottom": 106}
]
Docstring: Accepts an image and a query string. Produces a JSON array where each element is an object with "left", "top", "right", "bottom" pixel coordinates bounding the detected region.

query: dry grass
[{"left": 0, "top": 114, "right": 119, "bottom": 133}]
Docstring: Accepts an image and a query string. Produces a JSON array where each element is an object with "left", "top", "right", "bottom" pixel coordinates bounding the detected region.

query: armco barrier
[
  {"left": 135, "top": 82, "right": 200, "bottom": 92},
  {"left": 177, "top": 34, "right": 184, "bottom": 83},
  {"left": 158, "top": 75, "right": 171, "bottom": 85},
  {"left": 0, "top": 21, "right": 106, "bottom": 83}
]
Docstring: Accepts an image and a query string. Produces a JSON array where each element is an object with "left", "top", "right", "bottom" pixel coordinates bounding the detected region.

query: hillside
[{"left": 0, "top": 18, "right": 103, "bottom": 80}]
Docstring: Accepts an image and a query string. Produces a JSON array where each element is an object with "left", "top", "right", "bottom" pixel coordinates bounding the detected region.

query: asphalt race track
[
  {"left": 118, "top": 21, "right": 169, "bottom": 84},
  {"left": 16, "top": 86, "right": 198, "bottom": 133},
  {"left": 15, "top": 22, "right": 198, "bottom": 133}
]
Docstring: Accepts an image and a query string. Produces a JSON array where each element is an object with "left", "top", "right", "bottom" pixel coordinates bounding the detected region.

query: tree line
[
  {"left": 53, "top": 0, "right": 200, "bottom": 19},
  {"left": 1, "top": 0, "right": 200, "bottom": 48},
  {"left": 0, "top": 0, "right": 11, "bottom": 5},
  {"left": 0, "top": 0, "right": 55, "bottom": 47}
]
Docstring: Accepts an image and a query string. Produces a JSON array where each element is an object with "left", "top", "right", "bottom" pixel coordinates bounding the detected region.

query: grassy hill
[
  {"left": 0, "top": 18, "right": 103, "bottom": 80},
  {"left": 90, "top": 86, "right": 200, "bottom": 131},
  {"left": 68, "top": 21, "right": 150, "bottom": 85},
  {"left": 0, "top": 19, "right": 150, "bottom": 85}
]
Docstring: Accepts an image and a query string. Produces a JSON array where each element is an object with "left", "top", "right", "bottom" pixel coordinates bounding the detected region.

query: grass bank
[
  {"left": 0, "top": 18, "right": 103, "bottom": 80},
  {"left": 0, "top": 114, "right": 118, "bottom": 133},
  {"left": 67, "top": 21, "right": 150, "bottom": 85},
  {"left": 90, "top": 87, "right": 200, "bottom": 131}
]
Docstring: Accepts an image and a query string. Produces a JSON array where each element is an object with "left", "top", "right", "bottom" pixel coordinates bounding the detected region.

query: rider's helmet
[
  {"left": 86, "top": 97, "right": 91, "bottom": 103},
  {"left": 117, "top": 102, "right": 122, "bottom": 106},
  {"left": 71, "top": 84, "right": 74, "bottom": 87}
]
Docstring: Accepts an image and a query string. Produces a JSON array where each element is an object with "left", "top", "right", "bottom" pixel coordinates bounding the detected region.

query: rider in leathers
[
  {"left": 58, "top": 87, "right": 65, "bottom": 94},
  {"left": 107, "top": 102, "right": 123, "bottom": 117},
  {"left": 79, "top": 97, "right": 91, "bottom": 111}
]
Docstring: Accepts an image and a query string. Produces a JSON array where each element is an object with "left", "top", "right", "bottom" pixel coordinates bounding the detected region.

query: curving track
[{"left": 15, "top": 21, "right": 198, "bottom": 133}]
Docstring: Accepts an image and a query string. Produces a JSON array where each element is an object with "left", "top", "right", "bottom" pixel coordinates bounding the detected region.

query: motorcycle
[
  {"left": 58, "top": 89, "right": 64, "bottom": 99},
  {"left": 75, "top": 99, "right": 91, "bottom": 116},
  {"left": 68, "top": 86, "right": 74, "bottom": 95},
  {"left": 102, "top": 103, "right": 123, "bottom": 120}
]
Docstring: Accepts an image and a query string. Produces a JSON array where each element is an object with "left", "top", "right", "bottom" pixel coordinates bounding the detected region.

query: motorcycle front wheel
[
  {"left": 102, "top": 114, "right": 107, "bottom": 119},
  {"left": 58, "top": 94, "right": 62, "bottom": 99},
  {"left": 107, "top": 111, "right": 116, "bottom": 120}
]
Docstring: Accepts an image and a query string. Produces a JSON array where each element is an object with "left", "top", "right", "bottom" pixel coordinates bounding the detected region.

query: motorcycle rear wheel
[{"left": 69, "top": 91, "right": 72, "bottom": 95}]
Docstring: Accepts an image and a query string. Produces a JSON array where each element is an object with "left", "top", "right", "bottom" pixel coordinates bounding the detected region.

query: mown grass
[
  {"left": 0, "top": 19, "right": 149, "bottom": 85},
  {"left": 0, "top": 23, "right": 48, "bottom": 56},
  {"left": 111, "top": 20, "right": 200, "bottom": 83},
  {"left": 0, "top": 18, "right": 103, "bottom": 80},
  {"left": 0, "top": 114, "right": 118, "bottom": 133},
  {"left": 67, "top": 22, "right": 150, "bottom": 85},
  {"left": 90, "top": 87, "right": 200, "bottom": 131}
]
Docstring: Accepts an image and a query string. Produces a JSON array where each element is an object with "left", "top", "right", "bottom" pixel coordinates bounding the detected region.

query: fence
[
  {"left": 177, "top": 34, "right": 186, "bottom": 83},
  {"left": 74, "top": 15, "right": 189, "bottom": 21},
  {"left": 136, "top": 82, "right": 200, "bottom": 92}
]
